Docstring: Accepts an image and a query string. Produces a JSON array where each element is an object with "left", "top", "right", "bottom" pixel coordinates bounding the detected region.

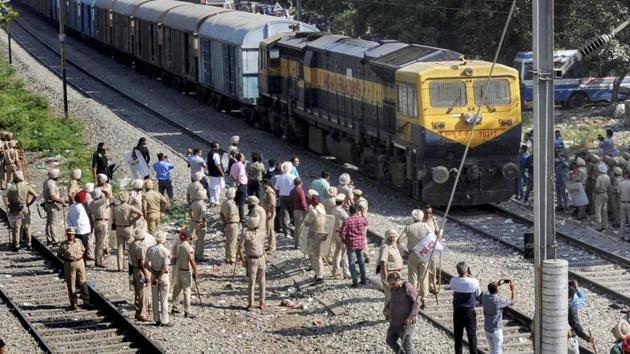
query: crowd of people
[
  {"left": 2, "top": 129, "right": 630, "bottom": 353},
  {"left": 519, "top": 128, "right": 630, "bottom": 240}
]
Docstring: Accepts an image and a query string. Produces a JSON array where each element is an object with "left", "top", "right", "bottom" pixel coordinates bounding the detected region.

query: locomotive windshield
[
  {"left": 473, "top": 79, "right": 511, "bottom": 106},
  {"left": 429, "top": 81, "right": 467, "bottom": 108}
]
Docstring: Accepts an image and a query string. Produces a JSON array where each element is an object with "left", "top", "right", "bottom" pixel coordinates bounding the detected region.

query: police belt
[
  {"left": 247, "top": 254, "right": 264, "bottom": 259},
  {"left": 95, "top": 218, "right": 109, "bottom": 221},
  {"left": 225, "top": 221, "right": 239, "bottom": 224},
  {"left": 116, "top": 224, "right": 131, "bottom": 227},
  {"left": 178, "top": 268, "right": 191, "bottom": 271},
  {"left": 63, "top": 256, "right": 83, "bottom": 263},
  {"left": 150, "top": 268, "right": 167, "bottom": 275}
]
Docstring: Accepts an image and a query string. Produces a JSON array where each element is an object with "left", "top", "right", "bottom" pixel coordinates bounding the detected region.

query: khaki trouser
[
  {"left": 620, "top": 202, "right": 630, "bottom": 240},
  {"left": 116, "top": 226, "right": 133, "bottom": 271},
  {"left": 82, "top": 233, "right": 95, "bottom": 261},
  {"left": 293, "top": 210, "right": 305, "bottom": 249},
  {"left": 172, "top": 269, "right": 192, "bottom": 314},
  {"left": 146, "top": 212, "right": 160, "bottom": 236},
  {"left": 247, "top": 256, "right": 266, "bottom": 306},
  {"left": 151, "top": 273, "right": 170, "bottom": 324},
  {"left": 191, "top": 220, "right": 206, "bottom": 261},
  {"left": 408, "top": 253, "right": 432, "bottom": 300},
  {"left": 45, "top": 204, "right": 62, "bottom": 244},
  {"left": 9, "top": 208, "right": 31, "bottom": 248},
  {"left": 225, "top": 223, "right": 240, "bottom": 262},
  {"left": 266, "top": 214, "right": 276, "bottom": 252},
  {"left": 309, "top": 253, "right": 323, "bottom": 279},
  {"left": 332, "top": 234, "right": 350, "bottom": 278},
  {"left": 594, "top": 192, "right": 608, "bottom": 229},
  {"left": 613, "top": 193, "right": 621, "bottom": 225},
  {"left": 64, "top": 260, "right": 89, "bottom": 306},
  {"left": 133, "top": 269, "right": 150, "bottom": 317},
  {"left": 0, "top": 164, "right": 5, "bottom": 189},
  {"left": 94, "top": 220, "right": 109, "bottom": 266}
]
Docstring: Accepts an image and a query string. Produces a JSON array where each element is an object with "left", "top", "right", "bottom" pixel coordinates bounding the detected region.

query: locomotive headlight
[
  {"left": 502, "top": 162, "right": 519, "bottom": 180},
  {"left": 432, "top": 166, "right": 450, "bottom": 184},
  {"left": 461, "top": 112, "right": 482, "bottom": 125},
  {"left": 432, "top": 121, "right": 446, "bottom": 130},
  {"left": 499, "top": 119, "right": 513, "bottom": 127}
]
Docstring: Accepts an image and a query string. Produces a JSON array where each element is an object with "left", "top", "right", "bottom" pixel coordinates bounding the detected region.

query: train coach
[{"left": 14, "top": 0, "right": 522, "bottom": 206}]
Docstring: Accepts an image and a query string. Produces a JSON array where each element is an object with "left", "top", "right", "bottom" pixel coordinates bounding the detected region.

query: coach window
[
  {"left": 429, "top": 81, "right": 466, "bottom": 108},
  {"left": 473, "top": 79, "right": 511, "bottom": 106},
  {"left": 397, "top": 84, "right": 418, "bottom": 117}
]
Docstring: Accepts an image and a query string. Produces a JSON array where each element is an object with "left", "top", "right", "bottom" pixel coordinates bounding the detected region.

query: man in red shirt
[
  {"left": 289, "top": 177, "right": 307, "bottom": 249},
  {"left": 340, "top": 205, "right": 368, "bottom": 287}
]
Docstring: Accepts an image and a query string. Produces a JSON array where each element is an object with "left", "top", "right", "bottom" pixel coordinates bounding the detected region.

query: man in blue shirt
[
  {"left": 480, "top": 280, "right": 516, "bottom": 354},
  {"left": 449, "top": 261, "right": 481, "bottom": 354},
  {"left": 516, "top": 145, "right": 529, "bottom": 200},
  {"left": 600, "top": 129, "right": 617, "bottom": 156},
  {"left": 309, "top": 171, "right": 330, "bottom": 201},
  {"left": 153, "top": 153, "right": 174, "bottom": 199}
]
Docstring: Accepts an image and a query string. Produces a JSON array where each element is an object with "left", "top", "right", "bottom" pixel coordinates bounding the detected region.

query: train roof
[
  {"left": 133, "top": 0, "right": 189, "bottom": 24},
  {"left": 198, "top": 11, "right": 317, "bottom": 49},
  {"left": 112, "top": 0, "right": 150, "bottom": 17},
  {"left": 398, "top": 60, "right": 519, "bottom": 79},
  {"left": 365, "top": 41, "right": 410, "bottom": 59},
  {"left": 162, "top": 4, "right": 230, "bottom": 32}
]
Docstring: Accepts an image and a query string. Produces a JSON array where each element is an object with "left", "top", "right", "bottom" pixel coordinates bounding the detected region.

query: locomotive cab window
[
  {"left": 429, "top": 81, "right": 467, "bottom": 108},
  {"left": 397, "top": 84, "right": 418, "bottom": 117},
  {"left": 473, "top": 79, "right": 511, "bottom": 105},
  {"left": 269, "top": 48, "right": 280, "bottom": 67}
]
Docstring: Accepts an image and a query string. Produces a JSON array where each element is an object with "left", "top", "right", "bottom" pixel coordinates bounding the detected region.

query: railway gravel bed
[{"left": 0, "top": 14, "right": 626, "bottom": 353}]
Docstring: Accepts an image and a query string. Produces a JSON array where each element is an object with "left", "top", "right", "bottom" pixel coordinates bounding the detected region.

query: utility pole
[
  {"left": 6, "top": 21, "right": 11, "bottom": 64},
  {"left": 296, "top": 0, "right": 301, "bottom": 21},
  {"left": 58, "top": 0, "right": 69, "bottom": 118},
  {"left": 533, "top": 0, "right": 567, "bottom": 352}
]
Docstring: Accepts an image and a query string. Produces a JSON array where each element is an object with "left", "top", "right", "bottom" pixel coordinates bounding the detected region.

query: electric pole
[
  {"left": 58, "top": 0, "right": 69, "bottom": 118},
  {"left": 296, "top": 0, "right": 301, "bottom": 21}
]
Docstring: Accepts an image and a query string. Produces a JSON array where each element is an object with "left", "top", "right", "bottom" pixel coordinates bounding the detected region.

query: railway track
[
  {"left": 0, "top": 210, "right": 164, "bottom": 354},
  {"left": 445, "top": 204, "right": 630, "bottom": 305}
]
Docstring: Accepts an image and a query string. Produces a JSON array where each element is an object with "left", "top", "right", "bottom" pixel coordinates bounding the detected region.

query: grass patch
[
  {"left": 0, "top": 57, "right": 90, "bottom": 176},
  {"left": 162, "top": 202, "right": 190, "bottom": 226}
]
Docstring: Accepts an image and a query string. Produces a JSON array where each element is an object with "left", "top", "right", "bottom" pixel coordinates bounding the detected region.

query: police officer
[
  {"left": 572, "top": 157, "right": 589, "bottom": 220},
  {"left": 67, "top": 169, "right": 82, "bottom": 204},
  {"left": 239, "top": 212, "right": 266, "bottom": 311},
  {"left": 586, "top": 153, "right": 601, "bottom": 213},
  {"left": 302, "top": 192, "right": 327, "bottom": 284},
  {"left": 187, "top": 171, "right": 208, "bottom": 205},
  {"left": 112, "top": 191, "right": 143, "bottom": 272},
  {"left": 618, "top": 173, "right": 630, "bottom": 241},
  {"left": 379, "top": 229, "right": 403, "bottom": 311},
  {"left": 261, "top": 179, "right": 277, "bottom": 254},
  {"left": 3, "top": 140, "right": 19, "bottom": 180},
  {"left": 247, "top": 195, "right": 267, "bottom": 239},
  {"left": 129, "top": 179, "right": 145, "bottom": 230},
  {"left": 594, "top": 163, "right": 611, "bottom": 231},
  {"left": 221, "top": 187, "right": 240, "bottom": 264},
  {"left": 89, "top": 187, "right": 111, "bottom": 268},
  {"left": 322, "top": 187, "right": 337, "bottom": 214},
  {"left": 189, "top": 191, "right": 207, "bottom": 262},
  {"left": 398, "top": 209, "right": 432, "bottom": 309},
  {"left": 129, "top": 228, "right": 151, "bottom": 321},
  {"left": 612, "top": 167, "right": 624, "bottom": 227},
  {"left": 145, "top": 231, "right": 172, "bottom": 327},
  {"left": 171, "top": 231, "right": 197, "bottom": 318},
  {"left": 337, "top": 173, "right": 354, "bottom": 209},
  {"left": 3, "top": 171, "right": 37, "bottom": 251},
  {"left": 58, "top": 227, "right": 90, "bottom": 310},
  {"left": 331, "top": 193, "right": 350, "bottom": 279},
  {"left": 143, "top": 179, "right": 168, "bottom": 236},
  {"left": 43, "top": 168, "right": 65, "bottom": 246}
]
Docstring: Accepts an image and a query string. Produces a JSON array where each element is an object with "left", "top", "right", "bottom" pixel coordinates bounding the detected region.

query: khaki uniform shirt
[
  {"left": 129, "top": 190, "right": 143, "bottom": 212},
  {"left": 146, "top": 244, "right": 170, "bottom": 273},
  {"left": 43, "top": 179, "right": 61, "bottom": 204},
  {"left": 6, "top": 181, "right": 35, "bottom": 206},
  {"left": 322, "top": 197, "right": 336, "bottom": 215},
  {"left": 618, "top": 180, "right": 630, "bottom": 202},
  {"left": 398, "top": 221, "right": 432, "bottom": 253},
  {"left": 250, "top": 205, "right": 267, "bottom": 235},
  {"left": 332, "top": 205, "right": 349, "bottom": 233},
  {"left": 144, "top": 190, "right": 168, "bottom": 214},
  {"left": 356, "top": 197, "right": 369, "bottom": 217},
  {"left": 129, "top": 240, "right": 147, "bottom": 276},
  {"left": 379, "top": 244, "right": 403, "bottom": 271},
  {"left": 337, "top": 184, "right": 354, "bottom": 207},
  {"left": 190, "top": 200, "right": 207, "bottom": 222},
  {"left": 261, "top": 186, "right": 276, "bottom": 215},
  {"left": 175, "top": 241, "right": 194, "bottom": 270},
  {"left": 187, "top": 181, "right": 206, "bottom": 202},
  {"left": 112, "top": 203, "right": 141, "bottom": 227},
  {"left": 594, "top": 174, "right": 611, "bottom": 194},
  {"left": 239, "top": 229, "right": 265, "bottom": 258},
  {"left": 4, "top": 148, "right": 17, "bottom": 166},
  {"left": 303, "top": 204, "right": 327, "bottom": 234},
  {"left": 58, "top": 239, "right": 85, "bottom": 261},
  {"left": 221, "top": 200, "right": 240, "bottom": 223},
  {"left": 89, "top": 197, "right": 110, "bottom": 220},
  {"left": 68, "top": 180, "right": 81, "bottom": 203},
  {"left": 98, "top": 183, "right": 112, "bottom": 198}
]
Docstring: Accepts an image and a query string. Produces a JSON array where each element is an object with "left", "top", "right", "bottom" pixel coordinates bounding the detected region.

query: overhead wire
[{"left": 417, "top": 0, "right": 519, "bottom": 287}]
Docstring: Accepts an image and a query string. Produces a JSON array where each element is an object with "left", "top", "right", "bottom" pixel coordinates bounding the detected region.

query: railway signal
[{"left": 57, "top": 0, "right": 68, "bottom": 118}]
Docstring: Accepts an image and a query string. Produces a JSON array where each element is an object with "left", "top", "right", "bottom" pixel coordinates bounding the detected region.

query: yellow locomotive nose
[{"left": 461, "top": 112, "right": 483, "bottom": 125}]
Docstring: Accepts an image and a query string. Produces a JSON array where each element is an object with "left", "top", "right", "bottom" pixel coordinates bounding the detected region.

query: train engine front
[{"left": 396, "top": 60, "right": 522, "bottom": 206}]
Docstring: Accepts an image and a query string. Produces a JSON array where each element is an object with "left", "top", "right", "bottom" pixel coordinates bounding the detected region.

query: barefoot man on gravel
[{"left": 239, "top": 212, "right": 266, "bottom": 311}]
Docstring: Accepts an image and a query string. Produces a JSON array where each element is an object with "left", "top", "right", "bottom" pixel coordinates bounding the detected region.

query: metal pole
[
  {"left": 58, "top": 0, "right": 69, "bottom": 118},
  {"left": 296, "top": 0, "right": 301, "bottom": 21},
  {"left": 533, "top": 0, "right": 558, "bottom": 352},
  {"left": 7, "top": 22, "right": 11, "bottom": 64}
]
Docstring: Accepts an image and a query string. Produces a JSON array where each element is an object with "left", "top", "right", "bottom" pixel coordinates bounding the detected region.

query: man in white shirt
[
  {"left": 187, "top": 148, "right": 209, "bottom": 197},
  {"left": 449, "top": 261, "right": 481, "bottom": 354},
  {"left": 67, "top": 192, "right": 92, "bottom": 263},
  {"left": 274, "top": 162, "right": 296, "bottom": 236}
]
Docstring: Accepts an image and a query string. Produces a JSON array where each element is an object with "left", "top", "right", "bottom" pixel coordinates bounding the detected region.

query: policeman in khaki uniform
[
  {"left": 398, "top": 209, "right": 432, "bottom": 309},
  {"left": 67, "top": 169, "right": 82, "bottom": 204},
  {"left": 220, "top": 188, "right": 240, "bottom": 264},
  {"left": 58, "top": 227, "right": 90, "bottom": 310},
  {"left": 43, "top": 168, "right": 65, "bottom": 245},
  {"left": 331, "top": 193, "right": 350, "bottom": 279},
  {"left": 378, "top": 229, "right": 403, "bottom": 310},
  {"left": 247, "top": 195, "right": 267, "bottom": 239},
  {"left": 260, "top": 179, "right": 277, "bottom": 253},
  {"left": 187, "top": 172, "right": 208, "bottom": 205},
  {"left": 129, "top": 228, "right": 151, "bottom": 321},
  {"left": 171, "top": 231, "right": 197, "bottom": 318},
  {"left": 89, "top": 187, "right": 111, "bottom": 268},
  {"left": 302, "top": 191, "right": 327, "bottom": 284},
  {"left": 618, "top": 173, "right": 630, "bottom": 241},
  {"left": 612, "top": 167, "right": 624, "bottom": 227},
  {"left": 188, "top": 194, "right": 207, "bottom": 262},
  {"left": 4, "top": 140, "right": 19, "bottom": 179},
  {"left": 112, "top": 191, "right": 143, "bottom": 272},
  {"left": 322, "top": 187, "right": 337, "bottom": 215},
  {"left": 572, "top": 157, "right": 589, "bottom": 220},
  {"left": 143, "top": 179, "right": 169, "bottom": 236},
  {"left": 594, "top": 163, "right": 611, "bottom": 231},
  {"left": 129, "top": 179, "right": 145, "bottom": 229},
  {"left": 145, "top": 231, "right": 172, "bottom": 327},
  {"left": 3, "top": 171, "right": 38, "bottom": 251},
  {"left": 239, "top": 212, "right": 266, "bottom": 311}
]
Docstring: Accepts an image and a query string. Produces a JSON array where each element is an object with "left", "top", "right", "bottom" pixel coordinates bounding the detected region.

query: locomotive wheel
[{"left": 567, "top": 92, "right": 587, "bottom": 109}]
